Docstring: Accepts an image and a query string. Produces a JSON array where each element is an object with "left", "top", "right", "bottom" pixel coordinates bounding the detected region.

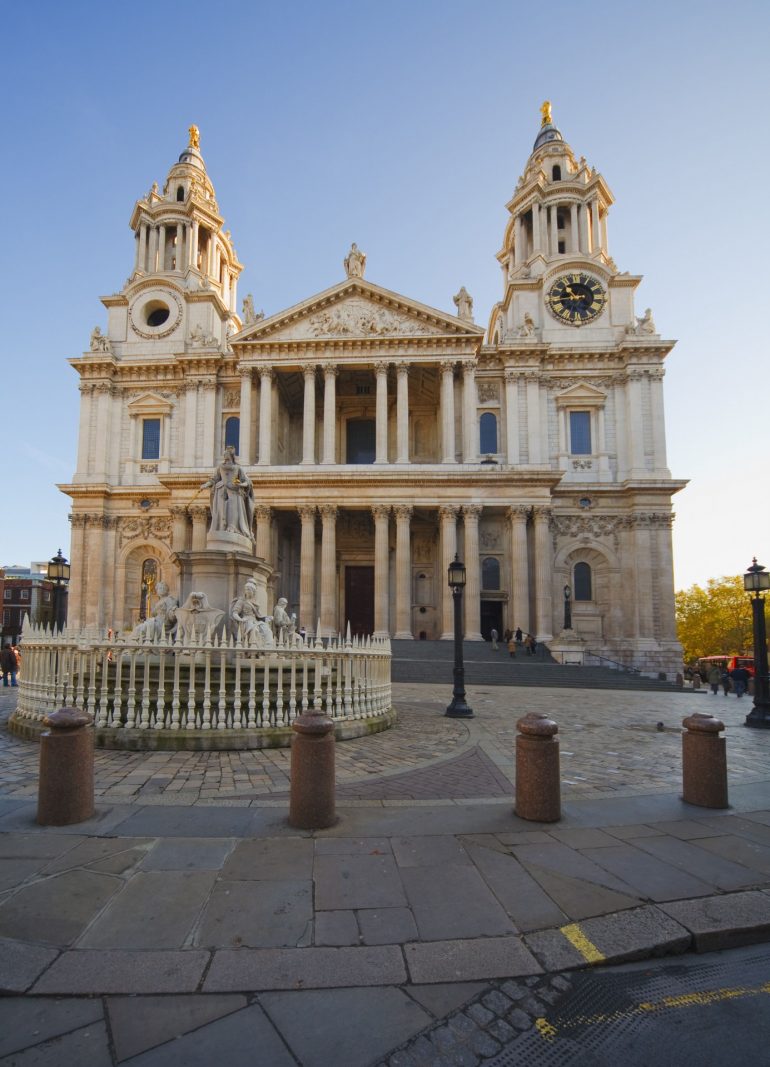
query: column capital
[
  {"left": 504, "top": 368, "right": 521, "bottom": 384},
  {"left": 371, "top": 504, "right": 391, "bottom": 522},
  {"left": 461, "top": 359, "right": 478, "bottom": 376},
  {"left": 189, "top": 504, "right": 209, "bottom": 521},
  {"left": 507, "top": 504, "right": 531, "bottom": 522},
  {"left": 439, "top": 505, "right": 461, "bottom": 522},
  {"left": 322, "top": 362, "right": 339, "bottom": 378},
  {"left": 463, "top": 504, "right": 483, "bottom": 521},
  {"left": 394, "top": 504, "right": 413, "bottom": 523},
  {"left": 298, "top": 505, "right": 317, "bottom": 524},
  {"left": 258, "top": 366, "right": 274, "bottom": 382},
  {"left": 439, "top": 359, "right": 456, "bottom": 375},
  {"left": 169, "top": 506, "right": 188, "bottom": 519},
  {"left": 396, "top": 362, "right": 410, "bottom": 379},
  {"left": 239, "top": 367, "right": 253, "bottom": 382},
  {"left": 532, "top": 505, "right": 553, "bottom": 524},
  {"left": 374, "top": 360, "right": 390, "bottom": 376},
  {"left": 319, "top": 504, "right": 338, "bottom": 523},
  {"left": 303, "top": 365, "right": 317, "bottom": 380},
  {"left": 254, "top": 505, "right": 272, "bottom": 523}
]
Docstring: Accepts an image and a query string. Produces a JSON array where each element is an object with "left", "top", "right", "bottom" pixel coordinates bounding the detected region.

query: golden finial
[
  {"left": 540, "top": 101, "right": 552, "bottom": 127},
  {"left": 188, "top": 124, "right": 200, "bottom": 149}
]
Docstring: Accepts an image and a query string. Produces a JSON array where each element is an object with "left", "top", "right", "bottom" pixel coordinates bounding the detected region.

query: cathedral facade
[{"left": 62, "top": 108, "right": 685, "bottom": 676}]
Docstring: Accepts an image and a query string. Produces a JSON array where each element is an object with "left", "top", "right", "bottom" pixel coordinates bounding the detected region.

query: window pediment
[
  {"left": 127, "top": 392, "right": 175, "bottom": 418},
  {"left": 554, "top": 382, "right": 606, "bottom": 408}
]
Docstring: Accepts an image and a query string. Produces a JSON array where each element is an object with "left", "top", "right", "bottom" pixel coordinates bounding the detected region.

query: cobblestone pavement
[{"left": 2, "top": 683, "right": 768, "bottom": 806}]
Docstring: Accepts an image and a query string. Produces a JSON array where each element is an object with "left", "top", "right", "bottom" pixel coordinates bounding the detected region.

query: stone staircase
[{"left": 390, "top": 640, "right": 683, "bottom": 692}]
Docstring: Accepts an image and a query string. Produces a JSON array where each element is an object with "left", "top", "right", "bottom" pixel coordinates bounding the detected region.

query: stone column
[
  {"left": 93, "top": 384, "right": 111, "bottom": 480},
  {"left": 257, "top": 367, "right": 273, "bottom": 465},
  {"left": 533, "top": 506, "right": 553, "bottom": 642},
  {"left": 508, "top": 505, "right": 530, "bottom": 635},
  {"left": 375, "top": 361, "right": 389, "bottom": 464},
  {"left": 148, "top": 226, "right": 158, "bottom": 273},
  {"left": 372, "top": 505, "right": 391, "bottom": 637},
  {"left": 462, "top": 361, "right": 478, "bottom": 463},
  {"left": 570, "top": 203, "right": 579, "bottom": 253},
  {"left": 440, "top": 361, "right": 456, "bottom": 463},
  {"left": 171, "top": 507, "right": 189, "bottom": 553},
  {"left": 634, "top": 516, "right": 655, "bottom": 640},
  {"left": 190, "top": 220, "right": 199, "bottom": 270},
  {"left": 137, "top": 224, "right": 147, "bottom": 272},
  {"left": 157, "top": 225, "right": 166, "bottom": 271},
  {"left": 532, "top": 202, "right": 541, "bottom": 254},
  {"left": 255, "top": 505, "right": 272, "bottom": 563},
  {"left": 504, "top": 370, "right": 519, "bottom": 465},
  {"left": 649, "top": 369, "right": 668, "bottom": 474},
  {"left": 439, "top": 506, "right": 459, "bottom": 640},
  {"left": 239, "top": 369, "right": 253, "bottom": 464},
  {"left": 463, "top": 505, "right": 483, "bottom": 641},
  {"left": 301, "top": 366, "right": 317, "bottom": 465},
  {"left": 526, "top": 374, "right": 541, "bottom": 464},
  {"left": 626, "top": 371, "right": 646, "bottom": 474},
  {"left": 299, "top": 507, "right": 317, "bottom": 635},
  {"left": 68, "top": 514, "right": 88, "bottom": 628},
  {"left": 175, "top": 222, "right": 184, "bottom": 270},
  {"left": 190, "top": 505, "right": 209, "bottom": 551},
  {"left": 396, "top": 363, "right": 409, "bottom": 463},
  {"left": 394, "top": 505, "right": 413, "bottom": 639},
  {"left": 514, "top": 215, "right": 523, "bottom": 265},
  {"left": 591, "top": 198, "right": 601, "bottom": 252},
  {"left": 319, "top": 505, "right": 338, "bottom": 636},
  {"left": 322, "top": 364, "right": 337, "bottom": 465},
  {"left": 656, "top": 515, "right": 678, "bottom": 642},
  {"left": 201, "top": 378, "right": 216, "bottom": 467},
  {"left": 550, "top": 204, "right": 559, "bottom": 255}
]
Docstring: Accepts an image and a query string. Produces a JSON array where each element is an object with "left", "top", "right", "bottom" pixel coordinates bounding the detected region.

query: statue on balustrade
[
  {"left": 132, "top": 580, "right": 178, "bottom": 642},
  {"left": 272, "top": 597, "right": 298, "bottom": 644},
  {"left": 202, "top": 446, "right": 255, "bottom": 540},
  {"left": 231, "top": 579, "right": 274, "bottom": 647}
]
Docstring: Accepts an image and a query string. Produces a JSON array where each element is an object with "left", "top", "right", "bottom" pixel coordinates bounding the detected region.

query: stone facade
[{"left": 61, "top": 112, "right": 686, "bottom": 676}]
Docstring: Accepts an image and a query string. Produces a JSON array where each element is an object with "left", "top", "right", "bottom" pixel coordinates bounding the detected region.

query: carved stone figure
[
  {"left": 241, "top": 294, "right": 263, "bottom": 325},
  {"left": 188, "top": 125, "right": 200, "bottom": 149},
  {"left": 132, "top": 580, "right": 178, "bottom": 642},
  {"left": 175, "top": 591, "right": 224, "bottom": 642},
  {"left": 453, "top": 287, "right": 474, "bottom": 322},
  {"left": 635, "top": 308, "right": 657, "bottom": 335},
  {"left": 518, "top": 312, "right": 536, "bottom": 337},
  {"left": 202, "top": 446, "right": 255, "bottom": 540},
  {"left": 231, "top": 579, "right": 274, "bottom": 647},
  {"left": 272, "top": 597, "right": 297, "bottom": 644},
  {"left": 344, "top": 243, "right": 366, "bottom": 278},
  {"left": 90, "top": 326, "right": 111, "bottom": 352},
  {"left": 190, "top": 324, "right": 217, "bottom": 347}
]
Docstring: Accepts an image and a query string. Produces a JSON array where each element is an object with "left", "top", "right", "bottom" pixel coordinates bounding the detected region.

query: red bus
[{"left": 695, "top": 655, "right": 754, "bottom": 682}]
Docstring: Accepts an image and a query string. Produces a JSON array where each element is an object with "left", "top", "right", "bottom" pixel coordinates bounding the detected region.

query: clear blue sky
[{"left": 2, "top": 0, "right": 768, "bottom": 590}]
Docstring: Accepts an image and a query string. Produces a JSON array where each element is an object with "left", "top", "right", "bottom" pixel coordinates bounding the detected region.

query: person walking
[
  {"left": 490, "top": 628, "right": 499, "bottom": 651},
  {"left": 730, "top": 664, "right": 749, "bottom": 699},
  {"left": 707, "top": 664, "right": 721, "bottom": 695},
  {"left": 1, "top": 644, "right": 18, "bottom": 687},
  {"left": 508, "top": 634, "right": 517, "bottom": 658},
  {"left": 515, "top": 626, "right": 523, "bottom": 644},
  {"left": 720, "top": 668, "right": 731, "bottom": 696}
]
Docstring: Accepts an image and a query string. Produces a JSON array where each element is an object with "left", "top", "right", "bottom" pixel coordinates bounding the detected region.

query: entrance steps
[{"left": 390, "top": 640, "right": 682, "bottom": 692}]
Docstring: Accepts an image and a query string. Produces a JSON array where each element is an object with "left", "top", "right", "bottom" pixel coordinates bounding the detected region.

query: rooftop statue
[
  {"left": 344, "top": 242, "right": 366, "bottom": 279},
  {"left": 540, "top": 100, "right": 553, "bottom": 126},
  {"left": 188, "top": 124, "right": 200, "bottom": 149},
  {"left": 453, "top": 286, "right": 474, "bottom": 322}
]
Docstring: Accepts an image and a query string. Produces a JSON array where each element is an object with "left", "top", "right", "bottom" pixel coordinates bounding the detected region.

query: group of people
[
  {"left": 706, "top": 663, "right": 751, "bottom": 698},
  {"left": 1, "top": 644, "right": 20, "bottom": 687},
  {"left": 489, "top": 627, "right": 538, "bottom": 657}
]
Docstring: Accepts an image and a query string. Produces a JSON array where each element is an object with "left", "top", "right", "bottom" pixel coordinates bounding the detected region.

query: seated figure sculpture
[
  {"left": 175, "top": 591, "right": 225, "bottom": 643},
  {"left": 272, "top": 597, "right": 298, "bottom": 645},
  {"left": 132, "top": 580, "right": 178, "bottom": 642},
  {"left": 230, "top": 579, "right": 274, "bottom": 647}
]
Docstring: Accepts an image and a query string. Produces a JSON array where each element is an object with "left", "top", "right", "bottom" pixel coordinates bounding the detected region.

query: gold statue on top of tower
[
  {"left": 188, "top": 124, "right": 200, "bottom": 149},
  {"left": 540, "top": 101, "right": 552, "bottom": 127}
]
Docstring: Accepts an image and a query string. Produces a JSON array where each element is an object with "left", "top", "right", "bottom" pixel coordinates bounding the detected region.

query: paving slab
[
  {"left": 79, "top": 870, "right": 218, "bottom": 949},
  {"left": 400, "top": 863, "right": 517, "bottom": 940},
  {"left": 313, "top": 837, "right": 393, "bottom": 855},
  {"left": 204, "top": 945, "right": 407, "bottom": 991},
  {"left": 32, "top": 949, "right": 209, "bottom": 994},
  {"left": 140, "top": 838, "right": 234, "bottom": 871},
  {"left": 391, "top": 835, "right": 472, "bottom": 867},
  {"left": 195, "top": 879, "right": 313, "bottom": 948},
  {"left": 0, "top": 1019, "right": 113, "bottom": 1066},
  {"left": 579, "top": 843, "right": 717, "bottom": 901},
  {"left": 654, "top": 819, "right": 728, "bottom": 840},
  {"left": 631, "top": 833, "right": 761, "bottom": 891},
  {"left": 0, "top": 833, "right": 86, "bottom": 859},
  {"left": 548, "top": 827, "right": 621, "bottom": 849},
  {"left": 37, "top": 838, "right": 152, "bottom": 875},
  {"left": 261, "top": 987, "right": 432, "bottom": 1067},
  {"left": 659, "top": 891, "right": 770, "bottom": 951},
  {"left": 116, "top": 805, "right": 257, "bottom": 838},
  {"left": 668, "top": 834, "right": 770, "bottom": 879},
  {"left": 0, "top": 869, "right": 121, "bottom": 946},
  {"left": 0, "top": 997, "right": 104, "bottom": 1058},
  {"left": 511, "top": 841, "right": 642, "bottom": 897},
  {"left": 314, "top": 852, "right": 407, "bottom": 910},
  {"left": 0, "top": 857, "right": 52, "bottom": 892},
  {"left": 221, "top": 837, "right": 313, "bottom": 880},
  {"left": 404, "top": 936, "right": 542, "bottom": 984},
  {"left": 0, "top": 802, "right": 135, "bottom": 836},
  {"left": 405, "top": 982, "right": 487, "bottom": 1018},
  {"left": 314, "top": 909, "right": 360, "bottom": 945},
  {"left": 357, "top": 907, "right": 419, "bottom": 945},
  {"left": 119, "top": 1003, "right": 295, "bottom": 1066},
  {"left": 464, "top": 842, "right": 569, "bottom": 932},
  {"left": 603, "top": 824, "right": 664, "bottom": 840},
  {"left": 0, "top": 938, "right": 59, "bottom": 994},
  {"left": 516, "top": 864, "right": 642, "bottom": 921},
  {"left": 696, "top": 814, "right": 770, "bottom": 847},
  {"left": 106, "top": 993, "right": 247, "bottom": 1062}
]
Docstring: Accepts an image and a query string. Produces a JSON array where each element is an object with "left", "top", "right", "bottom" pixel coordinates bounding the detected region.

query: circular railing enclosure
[{"left": 10, "top": 623, "right": 394, "bottom": 751}]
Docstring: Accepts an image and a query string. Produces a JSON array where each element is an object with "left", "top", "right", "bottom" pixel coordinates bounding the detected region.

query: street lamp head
[
  {"left": 564, "top": 584, "right": 572, "bottom": 601},
  {"left": 447, "top": 554, "right": 466, "bottom": 590},
  {"left": 47, "top": 548, "right": 70, "bottom": 585},
  {"left": 744, "top": 557, "right": 770, "bottom": 595}
]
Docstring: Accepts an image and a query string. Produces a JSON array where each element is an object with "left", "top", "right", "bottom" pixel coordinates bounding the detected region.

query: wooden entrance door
[{"left": 345, "top": 566, "right": 375, "bottom": 637}]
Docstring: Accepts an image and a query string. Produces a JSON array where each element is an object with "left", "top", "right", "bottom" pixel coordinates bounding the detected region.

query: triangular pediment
[
  {"left": 554, "top": 382, "right": 607, "bottom": 407},
  {"left": 126, "top": 391, "right": 175, "bottom": 415},
  {"left": 233, "top": 278, "right": 485, "bottom": 345}
]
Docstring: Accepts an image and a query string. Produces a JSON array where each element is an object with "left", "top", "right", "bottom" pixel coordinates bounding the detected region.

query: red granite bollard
[
  {"left": 37, "top": 708, "right": 95, "bottom": 826},
  {"left": 515, "top": 713, "right": 560, "bottom": 822},
  {"left": 682, "top": 712, "right": 728, "bottom": 808},
  {"left": 289, "top": 710, "right": 336, "bottom": 829}
]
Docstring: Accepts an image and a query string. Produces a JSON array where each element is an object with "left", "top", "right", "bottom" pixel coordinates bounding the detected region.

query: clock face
[{"left": 546, "top": 273, "right": 607, "bottom": 326}]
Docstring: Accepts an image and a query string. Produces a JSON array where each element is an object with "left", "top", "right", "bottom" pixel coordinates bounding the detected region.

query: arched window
[
  {"left": 552, "top": 165, "right": 562, "bottom": 181},
  {"left": 176, "top": 185, "right": 184, "bottom": 202},
  {"left": 139, "top": 558, "right": 158, "bottom": 620},
  {"left": 479, "top": 412, "right": 498, "bottom": 454},
  {"left": 482, "top": 557, "right": 500, "bottom": 590},
  {"left": 224, "top": 416, "right": 240, "bottom": 454},
  {"left": 574, "top": 562, "right": 592, "bottom": 601}
]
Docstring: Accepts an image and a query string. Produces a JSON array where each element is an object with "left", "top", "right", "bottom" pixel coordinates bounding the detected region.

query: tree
[{"left": 675, "top": 575, "right": 754, "bottom": 663}]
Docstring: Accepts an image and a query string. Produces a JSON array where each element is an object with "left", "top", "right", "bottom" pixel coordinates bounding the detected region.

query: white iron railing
[{"left": 14, "top": 622, "right": 392, "bottom": 733}]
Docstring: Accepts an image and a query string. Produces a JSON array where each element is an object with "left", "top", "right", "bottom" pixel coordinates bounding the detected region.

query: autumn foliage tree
[{"left": 675, "top": 575, "right": 754, "bottom": 663}]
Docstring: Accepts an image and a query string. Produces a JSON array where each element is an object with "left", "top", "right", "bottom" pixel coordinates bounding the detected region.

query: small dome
[
  {"left": 176, "top": 146, "right": 206, "bottom": 172},
  {"left": 532, "top": 123, "right": 564, "bottom": 153}
]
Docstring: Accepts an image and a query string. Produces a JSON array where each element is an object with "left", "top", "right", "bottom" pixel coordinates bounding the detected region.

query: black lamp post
[
  {"left": 47, "top": 549, "right": 71, "bottom": 633},
  {"left": 744, "top": 557, "right": 770, "bottom": 729},
  {"left": 445, "top": 554, "right": 474, "bottom": 718},
  {"left": 563, "top": 584, "right": 572, "bottom": 630}
]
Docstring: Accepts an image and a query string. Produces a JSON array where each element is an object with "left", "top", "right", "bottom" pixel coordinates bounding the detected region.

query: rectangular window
[
  {"left": 569, "top": 411, "right": 591, "bottom": 455},
  {"left": 2, "top": 609, "right": 8, "bottom": 625},
  {"left": 141, "top": 418, "right": 161, "bottom": 459},
  {"left": 20, "top": 589, "right": 29, "bottom": 601},
  {"left": 3, "top": 590, "right": 10, "bottom": 600}
]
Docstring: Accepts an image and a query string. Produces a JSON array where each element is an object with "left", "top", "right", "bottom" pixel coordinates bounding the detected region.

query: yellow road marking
[
  {"left": 535, "top": 1018, "right": 558, "bottom": 1042},
  {"left": 560, "top": 923, "right": 605, "bottom": 963}
]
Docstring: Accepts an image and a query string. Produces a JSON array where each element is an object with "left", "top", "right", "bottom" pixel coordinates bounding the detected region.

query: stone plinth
[
  {"left": 515, "top": 712, "right": 560, "bottom": 822},
  {"left": 289, "top": 711, "right": 336, "bottom": 829},
  {"left": 172, "top": 549, "right": 272, "bottom": 617},
  {"left": 549, "top": 628, "right": 585, "bottom": 666},
  {"left": 37, "top": 708, "right": 95, "bottom": 826},
  {"left": 682, "top": 713, "right": 728, "bottom": 808}
]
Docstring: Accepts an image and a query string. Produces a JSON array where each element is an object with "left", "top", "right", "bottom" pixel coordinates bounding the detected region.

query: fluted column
[
  {"left": 396, "top": 363, "right": 410, "bottom": 463},
  {"left": 504, "top": 370, "right": 519, "bottom": 465},
  {"left": 549, "top": 204, "right": 559, "bottom": 255},
  {"left": 255, "top": 505, "right": 272, "bottom": 562},
  {"left": 319, "top": 505, "right": 338, "bottom": 635},
  {"left": 301, "top": 366, "right": 317, "bottom": 465},
  {"left": 532, "top": 202, "right": 541, "bottom": 254},
  {"left": 157, "top": 225, "right": 166, "bottom": 271},
  {"left": 137, "top": 224, "right": 147, "bottom": 272},
  {"left": 634, "top": 516, "right": 655, "bottom": 641},
  {"left": 440, "top": 361, "right": 456, "bottom": 463},
  {"left": 439, "top": 505, "right": 460, "bottom": 640},
  {"left": 463, "top": 505, "right": 483, "bottom": 641},
  {"left": 239, "top": 369, "right": 253, "bottom": 464},
  {"left": 533, "top": 506, "right": 553, "bottom": 642},
  {"left": 148, "top": 226, "right": 158, "bottom": 273},
  {"left": 175, "top": 222, "right": 184, "bottom": 270},
  {"left": 68, "top": 514, "right": 87, "bottom": 628},
  {"left": 462, "top": 361, "right": 478, "bottom": 463},
  {"left": 508, "top": 505, "right": 530, "bottom": 635},
  {"left": 257, "top": 367, "right": 273, "bottom": 465},
  {"left": 372, "top": 505, "right": 391, "bottom": 637},
  {"left": 171, "top": 507, "right": 189, "bottom": 553},
  {"left": 299, "top": 507, "right": 317, "bottom": 635},
  {"left": 190, "top": 220, "right": 199, "bottom": 269},
  {"left": 570, "top": 203, "right": 578, "bottom": 253},
  {"left": 394, "top": 505, "right": 413, "bottom": 639},
  {"left": 375, "top": 361, "right": 389, "bottom": 464},
  {"left": 201, "top": 378, "right": 216, "bottom": 466},
  {"left": 190, "top": 505, "right": 209, "bottom": 551},
  {"left": 591, "top": 198, "right": 601, "bottom": 252},
  {"left": 655, "top": 515, "right": 678, "bottom": 642},
  {"left": 322, "top": 363, "right": 337, "bottom": 465}
]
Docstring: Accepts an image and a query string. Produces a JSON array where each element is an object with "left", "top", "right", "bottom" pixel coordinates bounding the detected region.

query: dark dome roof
[{"left": 532, "top": 123, "right": 564, "bottom": 152}]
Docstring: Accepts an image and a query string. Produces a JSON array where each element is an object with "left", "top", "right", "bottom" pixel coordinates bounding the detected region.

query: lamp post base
[
  {"left": 445, "top": 696, "right": 474, "bottom": 718},
  {"left": 745, "top": 704, "right": 770, "bottom": 729}
]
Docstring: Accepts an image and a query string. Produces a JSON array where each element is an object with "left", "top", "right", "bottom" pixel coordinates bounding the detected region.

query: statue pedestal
[
  {"left": 172, "top": 550, "right": 273, "bottom": 619},
  {"left": 549, "top": 628, "right": 585, "bottom": 666}
]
